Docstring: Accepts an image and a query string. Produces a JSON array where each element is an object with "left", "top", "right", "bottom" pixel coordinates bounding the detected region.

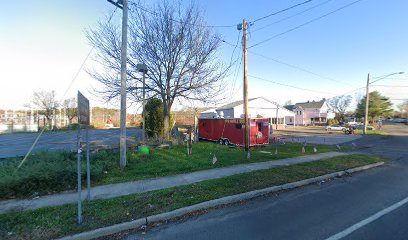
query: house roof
[
  {"left": 215, "top": 97, "right": 296, "bottom": 114},
  {"left": 216, "top": 98, "right": 257, "bottom": 110},
  {"left": 284, "top": 105, "right": 297, "bottom": 111},
  {"left": 295, "top": 99, "right": 326, "bottom": 109}
]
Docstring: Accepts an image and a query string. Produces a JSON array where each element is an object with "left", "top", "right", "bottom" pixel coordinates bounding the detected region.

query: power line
[
  {"left": 15, "top": 9, "right": 119, "bottom": 172},
  {"left": 371, "top": 85, "right": 408, "bottom": 87},
  {"left": 338, "top": 86, "right": 365, "bottom": 96},
  {"left": 129, "top": 1, "right": 235, "bottom": 28},
  {"left": 61, "top": 8, "right": 118, "bottom": 101},
  {"left": 249, "top": 50, "right": 353, "bottom": 86},
  {"left": 249, "top": 0, "right": 363, "bottom": 49},
  {"left": 252, "top": 0, "right": 334, "bottom": 33},
  {"left": 228, "top": 50, "right": 244, "bottom": 101},
  {"left": 227, "top": 33, "right": 243, "bottom": 101},
  {"left": 251, "top": 0, "right": 314, "bottom": 24},
  {"left": 249, "top": 74, "right": 336, "bottom": 95}
]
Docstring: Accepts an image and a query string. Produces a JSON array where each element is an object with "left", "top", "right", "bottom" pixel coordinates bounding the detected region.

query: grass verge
[
  {"left": 353, "top": 129, "right": 388, "bottom": 135},
  {"left": 0, "top": 141, "right": 348, "bottom": 200},
  {"left": 0, "top": 154, "right": 384, "bottom": 240}
]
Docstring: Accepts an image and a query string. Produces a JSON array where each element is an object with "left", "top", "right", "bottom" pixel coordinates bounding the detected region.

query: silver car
[{"left": 326, "top": 124, "right": 346, "bottom": 131}]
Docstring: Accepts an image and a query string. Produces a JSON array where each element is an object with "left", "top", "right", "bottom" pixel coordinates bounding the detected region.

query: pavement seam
[{"left": 57, "top": 161, "right": 384, "bottom": 240}]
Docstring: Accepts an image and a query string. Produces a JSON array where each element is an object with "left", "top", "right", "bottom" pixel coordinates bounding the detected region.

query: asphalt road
[
  {"left": 0, "top": 128, "right": 142, "bottom": 158},
  {"left": 122, "top": 123, "right": 408, "bottom": 240}
]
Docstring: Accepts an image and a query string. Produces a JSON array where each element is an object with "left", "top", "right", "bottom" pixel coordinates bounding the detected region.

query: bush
[
  {"left": 327, "top": 119, "right": 339, "bottom": 125},
  {"left": 145, "top": 98, "right": 164, "bottom": 138},
  {"left": 0, "top": 151, "right": 106, "bottom": 200}
]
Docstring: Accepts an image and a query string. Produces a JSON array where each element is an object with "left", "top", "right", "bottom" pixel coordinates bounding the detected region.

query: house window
[{"left": 289, "top": 118, "right": 292, "bottom": 123}]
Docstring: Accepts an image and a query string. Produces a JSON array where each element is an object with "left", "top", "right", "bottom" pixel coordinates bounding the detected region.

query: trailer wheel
[
  {"left": 223, "top": 139, "right": 230, "bottom": 146},
  {"left": 218, "top": 139, "right": 224, "bottom": 145}
]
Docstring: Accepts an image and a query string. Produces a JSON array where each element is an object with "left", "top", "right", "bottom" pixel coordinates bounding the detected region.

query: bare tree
[
  {"left": 327, "top": 95, "right": 352, "bottom": 122},
  {"left": 86, "top": 1, "right": 227, "bottom": 138},
  {"left": 62, "top": 98, "right": 77, "bottom": 125},
  {"left": 284, "top": 100, "right": 293, "bottom": 106},
  {"left": 30, "top": 90, "right": 59, "bottom": 129}
]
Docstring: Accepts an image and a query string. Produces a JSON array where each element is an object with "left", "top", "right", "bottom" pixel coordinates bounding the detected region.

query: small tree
[
  {"left": 355, "top": 91, "right": 393, "bottom": 122},
  {"left": 398, "top": 100, "right": 408, "bottom": 118},
  {"left": 145, "top": 98, "right": 164, "bottom": 138},
  {"left": 30, "top": 90, "right": 59, "bottom": 129},
  {"left": 62, "top": 98, "right": 77, "bottom": 125},
  {"left": 327, "top": 95, "right": 352, "bottom": 122}
]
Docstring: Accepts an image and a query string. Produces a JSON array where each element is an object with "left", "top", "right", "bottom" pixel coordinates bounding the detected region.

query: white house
[
  {"left": 284, "top": 99, "right": 335, "bottom": 126},
  {"left": 201, "top": 97, "right": 296, "bottom": 129}
]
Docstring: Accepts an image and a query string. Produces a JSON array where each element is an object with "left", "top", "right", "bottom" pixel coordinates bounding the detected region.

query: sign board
[{"left": 77, "top": 91, "right": 90, "bottom": 125}]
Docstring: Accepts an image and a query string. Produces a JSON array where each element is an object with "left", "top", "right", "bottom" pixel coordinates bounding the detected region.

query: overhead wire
[
  {"left": 129, "top": 1, "right": 236, "bottom": 28},
  {"left": 228, "top": 51, "right": 244, "bottom": 102},
  {"left": 251, "top": 0, "right": 314, "bottom": 24},
  {"left": 227, "top": 32, "right": 243, "bottom": 102},
  {"left": 249, "top": 74, "right": 336, "bottom": 95},
  {"left": 61, "top": 8, "right": 118, "bottom": 101},
  {"left": 249, "top": 50, "right": 353, "bottom": 86},
  {"left": 251, "top": 0, "right": 334, "bottom": 33},
  {"left": 249, "top": 0, "right": 364, "bottom": 49},
  {"left": 15, "top": 8, "right": 119, "bottom": 172},
  {"left": 371, "top": 85, "right": 408, "bottom": 88}
]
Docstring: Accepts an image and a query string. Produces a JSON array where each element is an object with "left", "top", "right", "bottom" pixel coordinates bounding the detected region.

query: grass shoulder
[
  {"left": 0, "top": 154, "right": 384, "bottom": 240},
  {"left": 0, "top": 141, "right": 348, "bottom": 200}
]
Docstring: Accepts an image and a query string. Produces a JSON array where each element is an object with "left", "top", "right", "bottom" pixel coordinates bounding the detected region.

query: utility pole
[
  {"left": 363, "top": 73, "right": 370, "bottom": 135},
  {"left": 241, "top": 19, "right": 249, "bottom": 152},
  {"left": 108, "top": 0, "right": 128, "bottom": 168},
  {"left": 137, "top": 63, "right": 148, "bottom": 144},
  {"left": 142, "top": 72, "right": 146, "bottom": 144}
]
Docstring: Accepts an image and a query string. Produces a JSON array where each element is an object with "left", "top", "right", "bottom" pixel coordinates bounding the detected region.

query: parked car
[
  {"left": 391, "top": 118, "right": 408, "bottom": 123},
  {"left": 326, "top": 124, "right": 346, "bottom": 131}
]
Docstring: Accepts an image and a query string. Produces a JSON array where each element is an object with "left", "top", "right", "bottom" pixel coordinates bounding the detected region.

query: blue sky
[{"left": 1, "top": 0, "right": 407, "bottom": 110}]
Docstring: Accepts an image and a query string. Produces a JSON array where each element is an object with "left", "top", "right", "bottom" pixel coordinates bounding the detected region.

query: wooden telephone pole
[{"left": 242, "top": 19, "right": 249, "bottom": 152}]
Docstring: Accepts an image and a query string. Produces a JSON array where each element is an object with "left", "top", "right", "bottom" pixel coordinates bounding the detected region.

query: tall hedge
[{"left": 145, "top": 98, "right": 164, "bottom": 138}]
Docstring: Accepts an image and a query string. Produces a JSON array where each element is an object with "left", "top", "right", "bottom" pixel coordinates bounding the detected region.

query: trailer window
[
  {"left": 235, "top": 123, "right": 242, "bottom": 129},
  {"left": 257, "top": 122, "right": 262, "bottom": 131}
]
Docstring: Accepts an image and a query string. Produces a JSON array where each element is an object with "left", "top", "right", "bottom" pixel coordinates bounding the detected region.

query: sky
[{"left": 0, "top": 0, "right": 407, "bottom": 112}]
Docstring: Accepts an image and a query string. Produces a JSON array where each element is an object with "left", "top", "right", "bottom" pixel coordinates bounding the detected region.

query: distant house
[
  {"left": 200, "top": 97, "right": 296, "bottom": 129},
  {"left": 285, "top": 99, "right": 335, "bottom": 126}
]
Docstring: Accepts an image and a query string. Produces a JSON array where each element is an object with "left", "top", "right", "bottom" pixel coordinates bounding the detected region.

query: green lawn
[
  {"left": 0, "top": 154, "right": 384, "bottom": 240},
  {"left": 353, "top": 129, "right": 388, "bottom": 135},
  {"left": 101, "top": 141, "right": 345, "bottom": 184},
  {"left": 0, "top": 141, "right": 348, "bottom": 200}
]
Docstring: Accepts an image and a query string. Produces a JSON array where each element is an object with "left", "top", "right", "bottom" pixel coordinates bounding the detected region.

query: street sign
[
  {"left": 77, "top": 91, "right": 90, "bottom": 125},
  {"left": 76, "top": 91, "right": 91, "bottom": 225}
]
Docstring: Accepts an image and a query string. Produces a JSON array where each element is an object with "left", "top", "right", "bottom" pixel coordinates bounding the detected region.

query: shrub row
[{"left": 0, "top": 151, "right": 113, "bottom": 200}]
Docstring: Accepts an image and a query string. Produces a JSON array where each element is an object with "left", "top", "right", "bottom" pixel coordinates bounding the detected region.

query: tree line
[{"left": 327, "top": 91, "right": 404, "bottom": 123}]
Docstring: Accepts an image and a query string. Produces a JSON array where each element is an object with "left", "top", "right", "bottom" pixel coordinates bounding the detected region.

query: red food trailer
[{"left": 198, "top": 118, "right": 270, "bottom": 146}]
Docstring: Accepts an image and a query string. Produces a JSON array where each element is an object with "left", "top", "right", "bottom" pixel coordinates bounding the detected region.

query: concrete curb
[{"left": 58, "top": 161, "right": 384, "bottom": 240}]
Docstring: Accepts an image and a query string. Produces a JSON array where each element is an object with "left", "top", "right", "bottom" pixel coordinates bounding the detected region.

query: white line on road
[{"left": 325, "top": 196, "right": 408, "bottom": 240}]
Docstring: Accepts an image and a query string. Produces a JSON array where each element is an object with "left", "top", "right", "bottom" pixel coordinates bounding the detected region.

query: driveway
[
  {"left": 275, "top": 126, "right": 361, "bottom": 145},
  {"left": 0, "top": 128, "right": 142, "bottom": 158}
]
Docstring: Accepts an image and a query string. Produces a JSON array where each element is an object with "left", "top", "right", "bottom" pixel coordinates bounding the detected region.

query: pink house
[{"left": 284, "top": 99, "right": 335, "bottom": 126}]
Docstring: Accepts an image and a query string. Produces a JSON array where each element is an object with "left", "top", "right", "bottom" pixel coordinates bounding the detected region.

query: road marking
[{"left": 325, "top": 196, "right": 408, "bottom": 240}]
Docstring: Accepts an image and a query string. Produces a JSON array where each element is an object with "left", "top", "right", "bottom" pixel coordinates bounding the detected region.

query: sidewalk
[{"left": 0, "top": 151, "right": 349, "bottom": 214}]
